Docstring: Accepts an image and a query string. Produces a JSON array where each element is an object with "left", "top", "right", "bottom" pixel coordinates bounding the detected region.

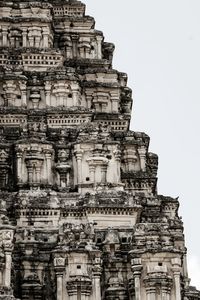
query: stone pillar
[
  {"left": 2, "top": 28, "right": 8, "bottom": 46},
  {"left": 146, "top": 286, "right": 156, "bottom": 300},
  {"left": 111, "top": 94, "right": 119, "bottom": 113},
  {"left": 16, "top": 150, "right": 23, "bottom": 185},
  {"left": 44, "top": 150, "right": 52, "bottom": 185},
  {"left": 22, "top": 29, "right": 27, "bottom": 47},
  {"left": 93, "top": 275, "right": 101, "bottom": 300},
  {"left": 92, "top": 256, "right": 102, "bottom": 300},
  {"left": 75, "top": 149, "right": 83, "bottom": 187},
  {"left": 114, "top": 148, "right": 121, "bottom": 183},
  {"left": 131, "top": 258, "right": 143, "bottom": 300},
  {"left": 42, "top": 29, "right": 49, "bottom": 48},
  {"left": 138, "top": 146, "right": 146, "bottom": 171},
  {"left": 45, "top": 82, "right": 52, "bottom": 107},
  {"left": 72, "top": 89, "right": 80, "bottom": 106},
  {"left": 57, "top": 273, "right": 63, "bottom": 300},
  {"left": 89, "top": 165, "right": 95, "bottom": 183},
  {"left": 96, "top": 36, "right": 103, "bottom": 59},
  {"left": 101, "top": 165, "right": 107, "bottom": 184},
  {"left": 161, "top": 286, "right": 171, "bottom": 300},
  {"left": 35, "top": 165, "right": 41, "bottom": 185},
  {"left": 35, "top": 36, "right": 41, "bottom": 48},
  {"left": 19, "top": 81, "right": 27, "bottom": 107},
  {"left": 172, "top": 258, "right": 181, "bottom": 300},
  {"left": 29, "top": 36, "right": 34, "bottom": 47},
  {"left": 54, "top": 257, "right": 66, "bottom": 300},
  {"left": 71, "top": 35, "right": 79, "bottom": 58},
  {"left": 26, "top": 164, "right": 34, "bottom": 184},
  {"left": 182, "top": 250, "right": 190, "bottom": 288},
  {"left": 4, "top": 251, "right": 12, "bottom": 287},
  {"left": 2, "top": 229, "right": 14, "bottom": 289}
]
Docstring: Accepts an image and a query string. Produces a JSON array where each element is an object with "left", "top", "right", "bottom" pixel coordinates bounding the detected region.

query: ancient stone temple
[{"left": 0, "top": 0, "right": 198, "bottom": 299}]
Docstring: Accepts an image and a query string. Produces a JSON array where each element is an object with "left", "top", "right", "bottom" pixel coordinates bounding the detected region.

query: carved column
[
  {"left": 161, "top": 285, "right": 171, "bottom": 300},
  {"left": 172, "top": 258, "right": 181, "bottom": 300},
  {"left": 4, "top": 249, "right": 12, "bottom": 287},
  {"left": 22, "top": 29, "right": 27, "bottom": 47},
  {"left": 114, "top": 148, "right": 121, "bottom": 183},
  {"left": 101, "top": 165, "right": 107, "bottom": 184},
  {"left": 42, "top": 28, "right": 49, "bottom": 48},
  {"left": 138, "top": 146, "right": 146, "bottom": 171},
  {"left": 44, "top": 150, "right": 53, "bottom": 185},
  {"left": 111, "top": 92, "right": 119, "bottom": 113},
  {"left": 71, "top": 35, "right": 79, "bottom": 58},
  {"left": 45, "top": 82, "right": 52, "bottom": 106},
  {"left": 0, "top": 150, "right": 9, "bottom": 188},
  {"left": 89, "top": 165, "right": 95, "bottom": 183},
  {"left": 2, "top": 28, "right": 8, "bottom": 46},
  {"left": 96, "top": 36, "right": 103, "bottom": 59},
  {"left": 1, "top": 228, "right": 15, "bottom": 288},
  {"left": 26, "top": 162, "right": 34, "bottom": 185},
  {"left": 72, "top": 89, "right": 80, "bottom": 106},
  {"left": 20, "top": 81, "right": 27, "bottom": 107},
  {"left": 92, "top": 256, "right": 102, "bottom": 300},
  {"left": 29, "top": 36, "right": 34, "bottom": 47},
  {"left": 35, "top": 36, "right": 41, "bottom": 48},
  {"left": 75, "top": 149, "right": 83, "bottom": 188},
  {"left": 131, "top": 258, "right": 143, "bottom": 300},
  {"left": 35, "top": 161, "right": 43, "bottom": 185},
  {"left": 16, "top": 149, "right": 23, "bottom": 186},
  {"left": 145, "top": 285, "right": 156, "bottom": 300},
  {"left": 54, "top": 257, "right": 66, "bottom": 300}
]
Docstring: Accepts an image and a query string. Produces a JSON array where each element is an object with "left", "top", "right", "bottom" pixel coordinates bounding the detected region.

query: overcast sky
[{"left": 84, "top": 0, "right": 200, "bottom": 289}]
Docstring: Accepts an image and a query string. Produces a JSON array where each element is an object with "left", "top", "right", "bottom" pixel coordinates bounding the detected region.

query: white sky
[{"left": 84, "top": 0, "right": 200, "bottom": 289}]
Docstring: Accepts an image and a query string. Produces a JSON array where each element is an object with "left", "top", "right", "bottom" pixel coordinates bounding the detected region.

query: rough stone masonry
[{"left": 0, "top": 0, "right": 198, "bottom": 299}]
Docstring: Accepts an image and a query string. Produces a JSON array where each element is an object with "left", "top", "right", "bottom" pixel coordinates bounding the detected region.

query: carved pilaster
[
  {"left": 131, "top": 258, "right": 143, "bottom": 300},
  {"left": 172, "top": 258, "right": 182, "bottom": 300},
  {"left": 74, "top": 148, "right": 83, "bottom": 189},
  {"left": 92, "top": 254, "right": 102, "bottom": 300},
  {"left": 138, "top": 146, "right": 146, "bottom": 171},
  {"left": 54, "top": 257, "right": 66, "bottom": 300}
]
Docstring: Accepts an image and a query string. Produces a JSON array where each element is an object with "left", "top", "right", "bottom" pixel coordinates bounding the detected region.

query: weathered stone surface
[{"left": 0, "top": 0, "right": 198, "bottom": 299}]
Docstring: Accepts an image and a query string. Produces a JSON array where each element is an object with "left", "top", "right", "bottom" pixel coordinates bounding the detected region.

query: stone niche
[
  {"left": 58, "top": 31, "right": 103, "bottom": 60},
  {"left": 74, "top": 143, "right": 122, "bottom": 192},
  {"left": 15, "top": 143, "right": 54, "bottom": 188},
  {"left": 66, "top": 252, "right": 93, "bottom": 300},
  {"left": 45, "top": 80, "right": 81, "bottom": 107},
  {"left": 0, "top": 79, "right": 27, "bottom": 108},
  {"left": 122, "top": 145, "right": 147, "bottom": 172},
  {"left": 84, "top": 87, "right": 120, "bottom": 113}
]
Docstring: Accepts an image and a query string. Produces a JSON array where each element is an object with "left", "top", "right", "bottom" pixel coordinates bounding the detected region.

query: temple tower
[{"left": 0, "top": 0, "right": 198, "bottom": 299}]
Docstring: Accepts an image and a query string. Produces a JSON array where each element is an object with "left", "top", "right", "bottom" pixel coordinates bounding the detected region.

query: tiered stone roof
[{"left": 0, "top": 0, "right": 198, "bottom": 299}]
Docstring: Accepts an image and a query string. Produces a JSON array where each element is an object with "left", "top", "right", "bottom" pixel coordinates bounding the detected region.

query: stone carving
[{"left": 0, "top": 0, "right": 197, "bottom": 300}]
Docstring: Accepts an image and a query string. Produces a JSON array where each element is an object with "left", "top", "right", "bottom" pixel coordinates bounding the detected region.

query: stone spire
[{"left": 0, "top": 0, "right": 198, "bottom": 299}]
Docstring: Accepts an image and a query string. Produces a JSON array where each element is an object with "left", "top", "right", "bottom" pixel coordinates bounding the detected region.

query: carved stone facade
[{"left": 0, "top": 0, "right": 198, "bottom": 299}]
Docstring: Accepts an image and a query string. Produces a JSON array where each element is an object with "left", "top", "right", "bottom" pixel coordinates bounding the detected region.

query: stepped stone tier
[{"left": 0, "top": 0, "right": 198, "bottom": 299}]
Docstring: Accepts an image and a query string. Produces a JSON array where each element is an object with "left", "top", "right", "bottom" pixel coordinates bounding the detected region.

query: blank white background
[{"left": 84, "top": 0, "right": 200, "bottom": 289}]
